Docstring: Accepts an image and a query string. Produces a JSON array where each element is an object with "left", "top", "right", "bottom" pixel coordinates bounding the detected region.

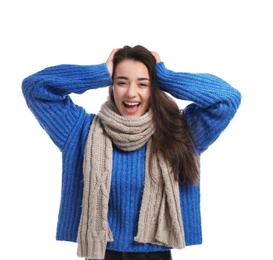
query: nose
[{"left": 126, "top": 83, "right": 137, "bottom": 98}]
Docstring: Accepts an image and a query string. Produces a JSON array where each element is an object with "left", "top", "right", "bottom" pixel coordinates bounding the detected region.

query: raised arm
[
  {"left": 155, "top": 61, "right": 241, "bottom": 153},
  {"left": 22, "top": 63, "right": 112, "bottom": 150}
]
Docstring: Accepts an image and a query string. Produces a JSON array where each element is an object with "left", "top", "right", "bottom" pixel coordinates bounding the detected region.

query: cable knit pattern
[
  {"left": 21, "top": 61, "right": 241, "bottom": 256},
  {"left": 77, "top": 116, "right": 114, "bottom": 259},
  {"left": 77, "top": 102, "right": 185, "bottom": 259}
]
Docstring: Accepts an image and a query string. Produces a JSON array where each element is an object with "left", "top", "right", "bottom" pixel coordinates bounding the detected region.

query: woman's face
[{"left": 112, "top": 59, "right": 151, "bottom": 118}]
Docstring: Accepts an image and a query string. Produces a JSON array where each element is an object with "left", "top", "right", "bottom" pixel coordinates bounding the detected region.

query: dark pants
[{"left": 85, "top": 249, "right": 172, "bottom": 260}]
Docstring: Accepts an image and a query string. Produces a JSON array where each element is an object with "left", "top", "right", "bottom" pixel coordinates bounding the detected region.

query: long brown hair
[{"left": 109, "top": 45, "right": 200, "bottom": 185}]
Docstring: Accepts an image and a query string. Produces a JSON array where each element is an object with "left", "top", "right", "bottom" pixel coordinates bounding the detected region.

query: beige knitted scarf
[{"left": 77, "top": 101, "right": 185, "bottom": 259}]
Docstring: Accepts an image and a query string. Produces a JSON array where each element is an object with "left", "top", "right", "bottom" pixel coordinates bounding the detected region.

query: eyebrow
[{"left": 115, "top": 76, "right": 150, "bottom": 81}]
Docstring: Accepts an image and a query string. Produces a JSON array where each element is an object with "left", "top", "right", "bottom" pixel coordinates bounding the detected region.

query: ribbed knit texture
[
  {"left": 77, "top": 102, "right": 185, "bottom": 259},
  {"left": 22, "top": 61, "right": 241, "bottom": 254}
]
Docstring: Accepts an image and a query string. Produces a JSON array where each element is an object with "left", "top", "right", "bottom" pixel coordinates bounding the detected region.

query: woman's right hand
[{"left": 106, "top": 48, "right": 119, "bottom": 77}]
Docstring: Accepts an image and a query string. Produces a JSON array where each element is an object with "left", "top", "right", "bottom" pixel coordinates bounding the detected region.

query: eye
[
  {"left": 116, "top": 81, "right": 127, "bottom": 86},
  {"left": 139, "top": 82, "right": 149, "bottom": 88}
]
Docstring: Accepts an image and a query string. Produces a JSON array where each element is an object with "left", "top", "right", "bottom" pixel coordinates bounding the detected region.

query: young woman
[{"left": 22, "top": 45, "right": 241, "bottom": 260}]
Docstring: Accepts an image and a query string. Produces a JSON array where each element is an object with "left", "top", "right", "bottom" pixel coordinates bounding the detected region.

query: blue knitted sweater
[{"left": 22, "top": 62, "right": 241, "bottom": 252}]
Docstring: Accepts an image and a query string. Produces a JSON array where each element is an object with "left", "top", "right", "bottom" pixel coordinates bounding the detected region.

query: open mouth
[
  {"left": 123, "top": 102, "right": 140, "bottom": 114},
  {"left": 123, "top": 102, "right": 140, "bottom": 108}
]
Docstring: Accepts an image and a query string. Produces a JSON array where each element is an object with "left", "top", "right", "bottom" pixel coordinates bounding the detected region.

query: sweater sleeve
[
  {"left": 22, "top": 63, "right": 112, "bottom": 151},
  {"left": 156, "top": 62, "right": 241, "bottom": 153}
]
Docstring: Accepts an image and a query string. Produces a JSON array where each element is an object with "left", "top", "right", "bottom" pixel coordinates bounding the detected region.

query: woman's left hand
[{"left": 151, "top": 51, "right": 161, "bottom": 64}]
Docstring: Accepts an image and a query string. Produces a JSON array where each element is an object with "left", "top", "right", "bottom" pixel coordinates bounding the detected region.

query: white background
[{"left": 1, "top": 0, "right": 272, "bottom": 259}]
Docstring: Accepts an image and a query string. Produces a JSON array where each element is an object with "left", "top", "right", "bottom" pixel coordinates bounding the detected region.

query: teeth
[{"left": 124, "top": 102, "right": 139, "bottom": 106}]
